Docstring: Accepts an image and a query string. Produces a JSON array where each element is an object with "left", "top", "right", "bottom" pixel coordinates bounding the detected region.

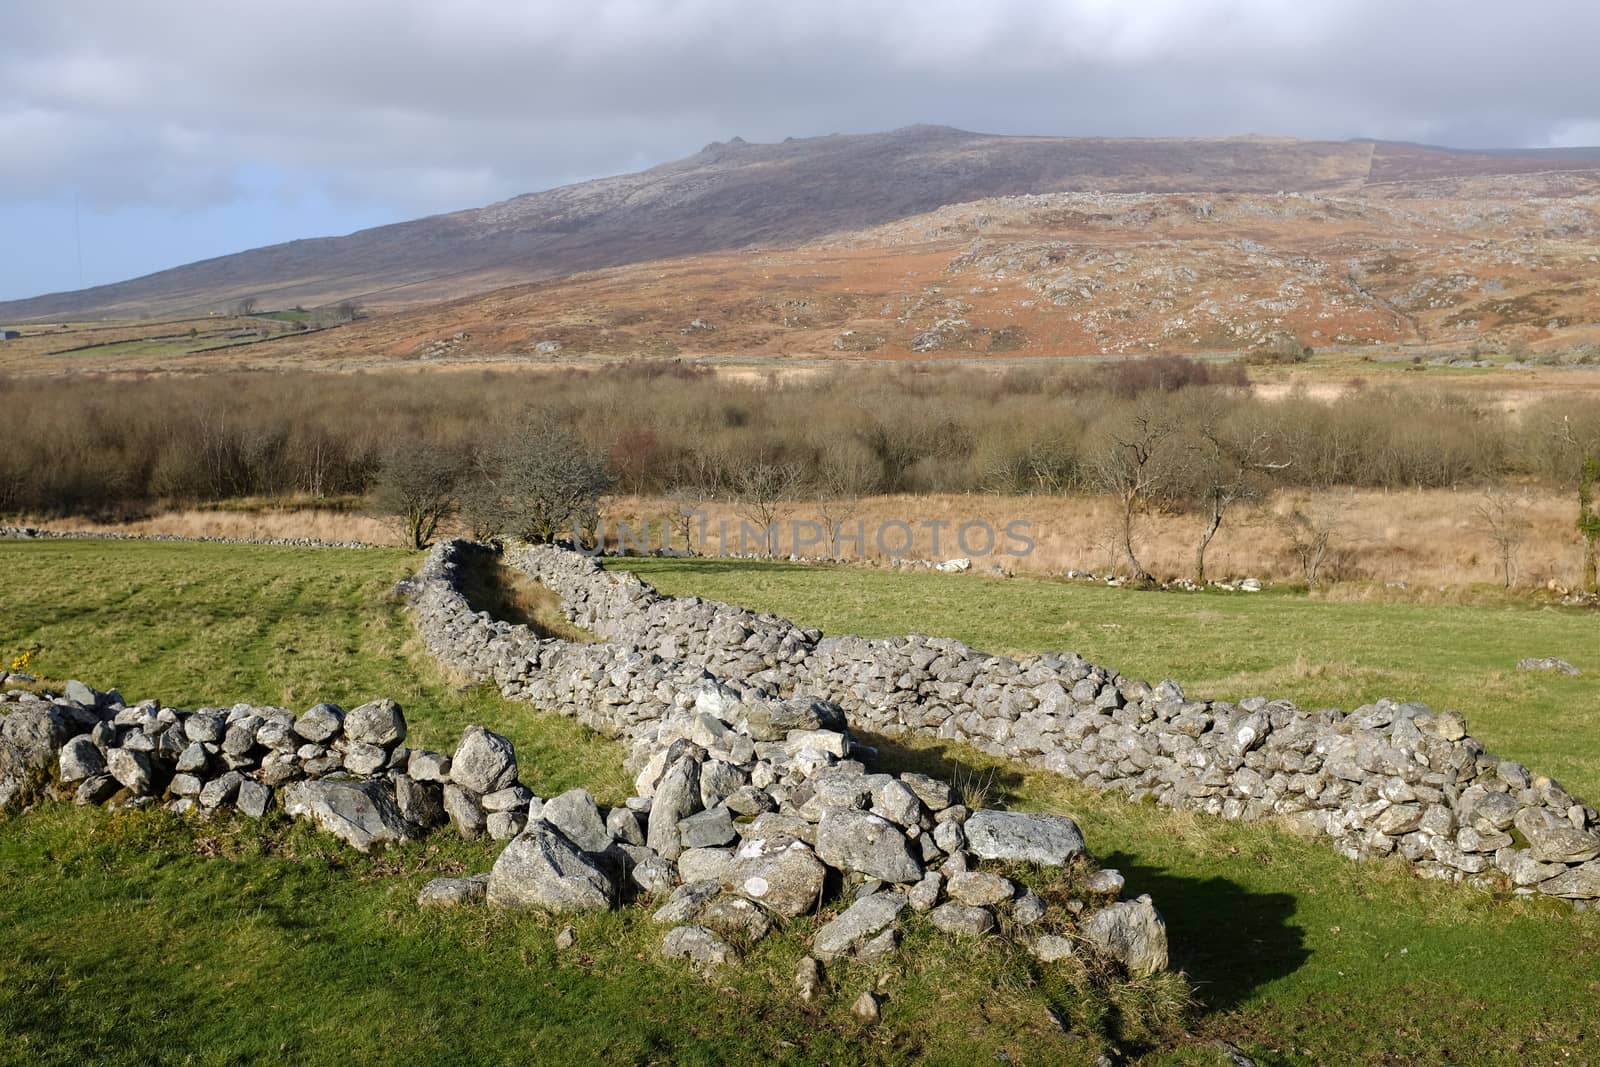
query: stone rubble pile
[
  {"left": 399, "top": 540, "right": 1169, "bottom": 971},
  {"left": 495, "top": 540, "right": 1600, "bottom": 905}
]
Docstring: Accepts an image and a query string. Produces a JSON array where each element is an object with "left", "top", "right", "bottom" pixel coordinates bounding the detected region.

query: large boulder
[
  {"left": 815, "top": 810, "right": 923, "bottom": 884},
  {"left": 1081, "top": 895, "right": 1168, "bottom": 977},
  {"left": 106, "top": 747, "right": 154, "bottom": 795},
  {"left": 451, "top": 726, "right": 518, "bottom": 794},
  {"left": 540, "top": 788, "right": 612, "bottom": 852},
  {"left": 58, "top": 735, "right": 106, "bottom": 783},
  {"left": 647, "top": 754, "right": 702, "bottom": 861},
  {"left": 2, "top": 701, "right": 94, "bottom": 811},
  {"left": 486, "top": 822, "right": 615, "bottom": 913},
  {"left": 962, "top": 810, "right": 1086, "bottom": 866},
  {"left": 282, "top": 778, "right": 419, "bottom": 853},
  {"left": 344, "top": 699, "right": 406, "bottom": 747},
  {"left": 721, "top": 833, "right": 827, "bottom": 918}
]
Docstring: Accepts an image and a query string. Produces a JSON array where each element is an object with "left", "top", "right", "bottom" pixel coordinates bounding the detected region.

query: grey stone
[
  {"left": 344, "top": 699, "right": 406, "bottom": 747},
  {"left": 106, "top": 747, "right": 153, "bottom": 794},
  {"left": 946, "top": 870, "right": 1016, "bottom": 907},
  {"left": 647, "top": 755, "right": 702, "bottom": 861},
  {"left": 631, "top": 855, "right": 676, "bottom": 898},
  {"left": 851, "top": 991, "right": 880, "bottom": 1024},
  {"left": 908, "top": 872, "right": 943, "bottom": 912},
  {"left": 1081, "top": 895, "right": 1168, "bottom": 977},
  {"left": 813, "top": 892, "right": 906, "bottom": 960},
  {"left": 170, "top": 773, "right": 203, "bottom": 797},
  {"left": 184, "top": 713, "right": 225, "bottom": 744},
  {"left": 653, "top": 879, "right": 721, "bottom": 924},
  {"left": 795, "top": 956, "right": 824, "bottom": 1003},
  {"left": 222, "top": 716, "right": 262, "bottom": 757},
  {"left": 294, "top": 703, "right": 343, "bottom": 743},
  {"left": 58, "top": 735, "right": 105, "bottom": 783},
  {"left": 607, "top": 806, "right": 645, "bottom": 846},
  {"left": 1538, "top": 862, "right": 1600, "bottom": 899},
  {"left": 1012, "top": 891, "right": 1047, "bottom": 925},
  {"left": 451, "top": 725, "right": 518, "bottom": 794},
  {"left": 678, "top": 847, "right": 733, "bottom": 883},
  {"left": 1029, "top": 934, "right": 1076, "bottom": 963},
  {"left": 199, "top": 770, "right": 244, "bottom": 808},
  {"left": 407, "top": 749, "right": 451, "bottom": 782},
  {"left": 393, "top": 774, "right": 445, "bottom": 828},
  {"left": 1085, "top": 868, "right": 1126, "bottom": 897},
  {"left": 175, "top": 742, "right": 209, "bottom": 774},
  {"left": 482, "top": 784, "right": 533, "bottom": 813},
  {"left": 928, "top": 901, "right": 995, "bottom": 937},
  {"left": 898, "top": 772, "right": 957, "bottom": 811},
  {"left": 541, "top": 788, "right": 612, "bottom": 852},
  {"left": 75, "top": 773, "right": 119, "bottom": 805},
  {"left": 418, "top": 876, "right": 487, "bottom": 907},
  {"left": 486, "top": 822, "right": 615, "bottom": 912},
  {"left": 870, "top": 779, "right": 923, "bottom": 827},
  {"left": 444, "top": 783, "right": 486, "bottom": 840},
  {"left": 722, "top": 834, "right": 826, "bottom": 917},
  {"left": 963, "top": 810, "right": 1086, "bottom": 866},
  {"left": 816, "top": 810, "right": 923, "bottom": 884},
  {"left": 237, "top": 779, "right": 273, "bottom": 818},
  {"left": 661, "top": 925, "right": 735, "bottom": 965},
  {"left": 282, "top": 778, "right": 418, "bottom": 853},
  {"left": 699, "top": 894, "right": 771, "bottom": 941},
  {"left": 679, "top": 806, "right": 737, "bottom": 849},
  {"left": 342, "top": 741, "right": 388, "bottom": 776},
  {"left": 487, "top": 810, "right": 528, "bottom": 840}
]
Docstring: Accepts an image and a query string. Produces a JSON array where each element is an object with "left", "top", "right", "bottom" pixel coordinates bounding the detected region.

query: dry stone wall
[
  {"left": 399, "top": 539, "right": 1170, "bottom": 972},
  {"left": 504, "top": 541, "right": 1600, "bottom": 905}
]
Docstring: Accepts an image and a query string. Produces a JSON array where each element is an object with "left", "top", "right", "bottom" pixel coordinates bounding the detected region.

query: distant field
[{"left": 3, "top": 540, "right": 1600, "bottom": 1063}]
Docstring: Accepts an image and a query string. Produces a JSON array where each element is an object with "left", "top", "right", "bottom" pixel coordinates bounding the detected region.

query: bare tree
[
  {"left": 1278, "top": 504, "right": 1340, "bottom": 585},
  {"left": 664, "top": 484, "right": 706, "bottom": 553},
  {"left": 375, "top": 443, "right": 462, "bottom": 549},
  {"left": 1176, "top": 401, "right": 1287, "bottom": 584},
  {"left": 469, "top": 418, "right": 613, "bottom": 544},
  {"left": 232, "top": 296, "right": 258, "bottom": 316},
  {"left": 1556, "top": 416, "right": 1600, "bottom": 593},
  {"left": 813, "top": 437, "right": 881, "bottom": 558},
  {"left": 1474, "top": 488, "right": 1530, "bottom": 588},
  {"left": 1089, "top": 405, "right": 1178, "bottom": 584},
  {"left": 731, "top": 457, "right": 802, "bottom": 557}
]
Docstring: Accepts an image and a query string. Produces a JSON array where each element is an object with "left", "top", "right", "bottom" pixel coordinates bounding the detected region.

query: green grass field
[{"left": 2, "top": 541, "right": 1599, "bottom": 1064}]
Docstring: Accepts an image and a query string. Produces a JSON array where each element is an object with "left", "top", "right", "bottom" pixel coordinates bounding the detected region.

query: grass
[
  {"left": 5, "top": 542, "right": 1600, "bottom": 1064},
  {"left": 0, "top": 541, "right": 1184, "bottom": 1066}
]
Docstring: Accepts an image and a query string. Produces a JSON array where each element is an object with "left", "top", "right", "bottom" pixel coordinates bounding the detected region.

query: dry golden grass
[{"left": 608, "top": 486, "right": 1594, "bottom": 589}]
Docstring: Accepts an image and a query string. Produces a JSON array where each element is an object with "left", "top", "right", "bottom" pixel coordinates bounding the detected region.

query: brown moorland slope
[
  {"left": 7, "top": 127, "right": 1600, "bottom": 325},
  {"left": 180, "top": 170, "right": 1599, "bottom": 369}
]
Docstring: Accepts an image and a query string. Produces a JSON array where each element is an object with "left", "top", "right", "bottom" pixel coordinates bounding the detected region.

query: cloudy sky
[{"left": 4, "top": 0, "right": 1598, "bottom": 300}]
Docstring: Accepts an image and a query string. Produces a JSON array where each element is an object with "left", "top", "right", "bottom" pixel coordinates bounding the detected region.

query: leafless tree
[
  {"left": 1474, "top": 487, "right": 1530, "bottom": 588},
  {"left": 232, "top": 296, "right": 258, "bottom": 316},
  {"left": 469, "top": 417, "right": 613, "bottom": 544},
  {"left": 813, "top": 437, "right": 881, "bottom": 558},
  {"left": 375, "top": 443, "right": 462, "bottom": 549},
  {"left": 1279, "top": 504, "right": 1341, "bottom": 585},
  {"left": 731, "top": 456, "right": 802, "bottom": 557},
  {"left": 1089, "top": 404, "right": 1179, "bottom": 584},
  {"left": 1177, "top": 400, "right": 1288, "bottom": 583}
]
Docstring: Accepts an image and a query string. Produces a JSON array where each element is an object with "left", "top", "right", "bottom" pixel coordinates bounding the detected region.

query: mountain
[{"left": 9, "top": 126, "right": 1600, "bottom": 324}]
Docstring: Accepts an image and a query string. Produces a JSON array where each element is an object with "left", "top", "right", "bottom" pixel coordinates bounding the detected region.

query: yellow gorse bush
[{"left": 9, "top": 648, "right": 35, "bottom": 673}]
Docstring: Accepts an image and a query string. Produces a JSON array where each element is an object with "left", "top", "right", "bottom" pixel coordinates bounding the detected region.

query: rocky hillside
[
  {"left": 239, "top": 169, "right": 1600, "bottom": 366},
  {"left": 8, "top": 127, "right": 1600, "bottom": 324}
]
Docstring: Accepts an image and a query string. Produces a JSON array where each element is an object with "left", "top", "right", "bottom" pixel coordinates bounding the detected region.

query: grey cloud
[{"left": 3, "top": 0, "right": 1599, "bottom": 218}]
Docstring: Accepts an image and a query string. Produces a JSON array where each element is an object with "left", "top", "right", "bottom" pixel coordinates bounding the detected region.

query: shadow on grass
[
  {"left": 862, "top": 730, "right": 1308, "bottom": 1013},
  {"left": 1096, "top": 850, "right": 1307, "bottom": 1012}
]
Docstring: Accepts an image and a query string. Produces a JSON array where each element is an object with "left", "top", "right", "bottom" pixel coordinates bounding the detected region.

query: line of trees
[{"left": 2, "top": 360, "right": 1598, "bottom": 585}]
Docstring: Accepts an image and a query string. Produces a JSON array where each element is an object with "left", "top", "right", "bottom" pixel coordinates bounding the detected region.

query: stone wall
[
  {"left": 399, "top": 539, "right": 1170, "bottom": 971},
  {"left": 501, "top": 541, "right": 1600, "bottom": 904}
]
